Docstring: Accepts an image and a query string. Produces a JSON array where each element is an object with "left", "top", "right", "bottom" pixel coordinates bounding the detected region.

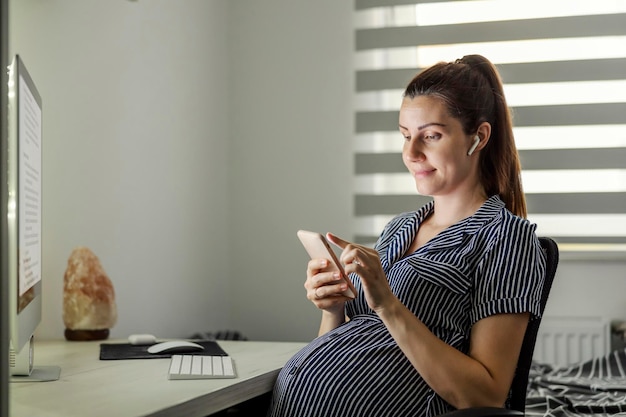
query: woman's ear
[{"left": 473, "top": 122, "right": 492, "bottom": 153}]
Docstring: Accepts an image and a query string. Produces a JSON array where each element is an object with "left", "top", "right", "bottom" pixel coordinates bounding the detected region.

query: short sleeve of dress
[{"left": 469, "top": 215, "right": 546, "bottom": 325}]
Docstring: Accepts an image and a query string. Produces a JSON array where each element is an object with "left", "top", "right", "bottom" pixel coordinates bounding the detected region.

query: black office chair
[{"left": 441, "top": 237, "right": 560, "bottom": 417}]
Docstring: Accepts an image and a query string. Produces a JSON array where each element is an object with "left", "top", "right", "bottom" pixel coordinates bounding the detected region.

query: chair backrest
[{"left": 507, "top": 237, "right": 559, "bottom": 412}]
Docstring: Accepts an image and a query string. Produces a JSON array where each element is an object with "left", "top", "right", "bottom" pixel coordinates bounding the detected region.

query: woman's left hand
[{"left": 326, "top": 233, "right": 395, "bottom": 313}]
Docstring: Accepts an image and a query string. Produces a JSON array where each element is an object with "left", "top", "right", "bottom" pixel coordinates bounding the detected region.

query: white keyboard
[{"left": 168, "top": 354, "right": 237, "bottom": 380}]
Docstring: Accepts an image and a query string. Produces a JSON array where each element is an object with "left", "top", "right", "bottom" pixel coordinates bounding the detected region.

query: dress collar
[{"left": 386, "top": 195, "right": 506, "bottom": 263}]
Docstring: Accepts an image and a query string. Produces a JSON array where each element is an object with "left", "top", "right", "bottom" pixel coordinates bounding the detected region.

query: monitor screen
[{"left": 7, "top": 54, "right": 43, "bottom": 366}]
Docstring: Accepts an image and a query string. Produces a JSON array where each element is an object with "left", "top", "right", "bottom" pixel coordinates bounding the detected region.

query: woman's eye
[{"left": 424, "top": 133, "right": 441, "bottom": 140}]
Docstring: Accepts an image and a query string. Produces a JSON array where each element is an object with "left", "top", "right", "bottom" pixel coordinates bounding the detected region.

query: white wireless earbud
[{"left": 467, "top": 135, "right": 480, "bottom": 156}]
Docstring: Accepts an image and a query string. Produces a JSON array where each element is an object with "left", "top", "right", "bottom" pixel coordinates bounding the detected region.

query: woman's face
[{"left": 399, "top": 95, "right": 479, "bottom": 198}]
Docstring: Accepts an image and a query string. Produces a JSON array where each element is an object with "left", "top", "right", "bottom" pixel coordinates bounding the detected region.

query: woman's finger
[{"left": 326, "top": 233, "right": 349, "bottom": 250}]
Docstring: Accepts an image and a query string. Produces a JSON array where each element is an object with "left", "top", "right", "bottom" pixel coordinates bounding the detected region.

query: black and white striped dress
[{"left": 268, "top": 196, "right": 546, "bottom": 417}]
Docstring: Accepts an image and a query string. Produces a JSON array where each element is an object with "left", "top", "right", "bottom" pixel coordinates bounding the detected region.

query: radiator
[{"left": 533, "top": 316, "right": 611, "bottom": 368}]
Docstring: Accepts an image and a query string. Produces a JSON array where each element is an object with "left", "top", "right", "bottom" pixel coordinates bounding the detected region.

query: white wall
[
  {"left": 10, "top": 0, "right": 234, "bottom": 339},
  {"left": 9, "top": 1, "right": 626, "bottom": 345},
  {"left": 9, "top": 0, "right": 353, "bottom": 343},
  {"left": 544, "top": 260, "right": 626, "bottom": 320},
  {"left": 227, "top": 1, "right": 354, "bottom": 341}
]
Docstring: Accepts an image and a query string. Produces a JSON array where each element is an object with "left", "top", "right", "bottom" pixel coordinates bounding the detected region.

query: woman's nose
[{"left": 404, "top": 138, "right": 425, "bottom": 162}]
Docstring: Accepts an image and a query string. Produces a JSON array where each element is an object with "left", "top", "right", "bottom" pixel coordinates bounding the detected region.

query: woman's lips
[{"left": 413, "top": 168, "right": 435, "bottom": 178}]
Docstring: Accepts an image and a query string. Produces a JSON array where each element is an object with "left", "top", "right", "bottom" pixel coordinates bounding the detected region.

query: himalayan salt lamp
[{"left": 63, "top": 247, "right": 117, "bottom": 341}]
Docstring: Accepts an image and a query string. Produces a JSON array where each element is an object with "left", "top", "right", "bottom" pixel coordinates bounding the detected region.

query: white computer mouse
[{"left": 147, "top": 340, "right": 205, "bottom": 354}]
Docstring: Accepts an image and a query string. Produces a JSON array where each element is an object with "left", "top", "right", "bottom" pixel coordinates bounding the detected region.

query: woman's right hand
[{"left": 304, "top": 258, "right": 350, "bottom": 315}]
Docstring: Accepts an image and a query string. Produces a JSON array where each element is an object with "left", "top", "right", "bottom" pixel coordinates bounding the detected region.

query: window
[{"left": 353, "top": 0, "right": 626, "bottom": 259}]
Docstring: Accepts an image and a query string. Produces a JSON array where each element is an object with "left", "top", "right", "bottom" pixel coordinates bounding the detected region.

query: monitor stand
[
  {"left": 9, "top": 336, "right": 60, "bottom": 382},
  {"left": 10, "top": 366, "right": 61, "bottom": 382}
]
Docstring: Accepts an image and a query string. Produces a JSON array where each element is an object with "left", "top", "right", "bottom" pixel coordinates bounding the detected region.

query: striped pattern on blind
[{"left": 353, "top": 1, "right": 626, "bottom": 251}]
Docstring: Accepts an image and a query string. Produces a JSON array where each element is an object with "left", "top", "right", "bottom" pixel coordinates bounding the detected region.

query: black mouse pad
[{"left": 99, "top": 340, "right": 229, "bottom": 360}]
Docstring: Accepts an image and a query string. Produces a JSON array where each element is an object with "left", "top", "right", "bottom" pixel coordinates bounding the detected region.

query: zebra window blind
[{"left": 353, "top": 0, "right": 626, "bottom": 257}]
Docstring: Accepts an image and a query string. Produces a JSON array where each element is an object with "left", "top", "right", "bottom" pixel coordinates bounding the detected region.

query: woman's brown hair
[{"left": 403, "top": 55, "right": 527, "bottom": 218}]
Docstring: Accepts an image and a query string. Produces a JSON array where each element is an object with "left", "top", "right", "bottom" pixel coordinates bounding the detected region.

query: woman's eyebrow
[
  {"left": 418, "top": 122, "right": 446, "bottom": 130},
  {"left": 399, "top": 122, "right": 447, "bottom": 130}
]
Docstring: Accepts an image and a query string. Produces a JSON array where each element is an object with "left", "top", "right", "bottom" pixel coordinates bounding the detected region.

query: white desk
[{"left": 9, "top": 339, "right": 306, "bottom": 417}]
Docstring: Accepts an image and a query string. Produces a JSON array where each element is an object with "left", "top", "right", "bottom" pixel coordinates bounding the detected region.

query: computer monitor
[
  {"left": 6, "top": 55, "right": 59, "bottom": 381},
  {"left": 2, "top": 2, "right": 10, "bottom": 412}
]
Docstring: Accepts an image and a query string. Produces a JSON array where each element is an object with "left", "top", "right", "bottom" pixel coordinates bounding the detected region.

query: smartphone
[{"left": 297, "top": 230, "right": 357, "bottom": 299}]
